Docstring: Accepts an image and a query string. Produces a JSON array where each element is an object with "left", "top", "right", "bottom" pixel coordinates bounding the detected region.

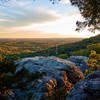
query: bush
[
  {"left": 85, "top": 50, "right": 100, "bottom": 76},
  {"left": 58, "top": 54, "right": 68, "bottom": 59},
  {"left": 0, "top": 54, "right": 47, "bottom": 95},
  {"left": 0, "top": 55, "right": 20, "bottom": 95}
]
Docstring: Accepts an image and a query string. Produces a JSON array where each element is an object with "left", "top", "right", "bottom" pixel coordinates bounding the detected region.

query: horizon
[
  {"left": 0, "top": 37, "right": 86, "bottom": 39},
  {"left": 0, "top": 0, "right": 99, "bottom": 38}
]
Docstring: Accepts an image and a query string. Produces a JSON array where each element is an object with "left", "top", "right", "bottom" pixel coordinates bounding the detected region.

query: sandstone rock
[
  {"left": 13, "top": 56, "right": 84, "bottom": 100},
  {"left": 65, "top": 64, "right": 84, "bottom": 84},
  {"left": 67, "top": 70, "right": 100, "bottom": 100},
  {"left": 67, "top": 56, "right": 89, "bottom": 73}
]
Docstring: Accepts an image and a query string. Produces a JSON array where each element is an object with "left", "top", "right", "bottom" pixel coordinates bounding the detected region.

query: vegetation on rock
[
  {"left": 85, "top": 50, "right": 100, "bottom": 76},
  {"left": 0, "top": 55, "right": 19, "bottom": 95}
]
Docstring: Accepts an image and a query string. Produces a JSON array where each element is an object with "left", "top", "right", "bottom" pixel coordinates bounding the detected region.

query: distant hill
[
  {"left": 1, "top": 35, "right": 100, "bottom": 58},
  {"left": 0, "top": 38, "right": 83, "bottom": 58},
  {"left": 58, "top": 34, "right": 100, "bottom": 56},
  {"left": 35, "top": 34, "right": 100, "bottom": 57}
]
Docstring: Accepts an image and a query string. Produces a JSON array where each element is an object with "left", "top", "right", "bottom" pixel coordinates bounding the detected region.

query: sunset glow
[{"left": 0, "top": 0, "right": 99, "bottom": 38}]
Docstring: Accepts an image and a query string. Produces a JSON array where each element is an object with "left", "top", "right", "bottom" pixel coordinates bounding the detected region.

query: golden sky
[{"left": 0, "top": 0, "right": 99, "bottom": 38}]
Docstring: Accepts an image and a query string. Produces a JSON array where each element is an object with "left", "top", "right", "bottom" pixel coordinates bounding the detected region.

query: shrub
[
  {"left": 58, "top": 54, "right": 68, "bottom": 59},
  {"left": 0, "top": 54, "right": 46, "bottom": 95},
  {"left": 0, "top": 55, "right": 19, "bottom": 95},
  {"left": 85, "top": 50, "right": 100, "bottom": 76}
]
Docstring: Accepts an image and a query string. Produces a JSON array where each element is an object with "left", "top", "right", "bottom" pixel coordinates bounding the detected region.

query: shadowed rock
[
  {"left": 67, "top": 56, "right": 88, "bottom": 73},
  {"left": 67, "top": 70, "right": 100, "bottom": 100}
]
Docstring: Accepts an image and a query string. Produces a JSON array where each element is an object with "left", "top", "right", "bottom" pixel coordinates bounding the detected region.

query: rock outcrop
[
  {"left": 67, "top": 56, "right": 88, "bottom": 73},
  {"left": 0, "top": 92, "right": 15, "bottom": 100},
  {"left": 13, "top": 56, "right": 84, "bottom": 100},
  {"left": 67, "top": 70, "right": 100, "bottom": 100}
]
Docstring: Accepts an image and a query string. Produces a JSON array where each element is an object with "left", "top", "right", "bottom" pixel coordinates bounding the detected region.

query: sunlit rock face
[
  {"left": 15, "top": 56, "right": 75, "bottom": 73},
  {"left": 67, "top": 56, "right": 89, "bottom": 73},
  {"left": 13, "top": 56, "right": 84, "bottom": 100},
  {"left": 67, "top": 71, "right": 100, "bottom": 100}
]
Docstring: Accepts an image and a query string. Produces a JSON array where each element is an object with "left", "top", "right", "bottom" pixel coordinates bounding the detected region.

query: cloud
[
  {"left": 0, "top": 14, "right": 4, "bottom": 16},
  {"left": 0, "top": 0, "right": 96, "bottom": 38},
  {"left": 24, "top": 13, "right": 97, "bottom": 38},
  {"left": 16, "top": 1, "right": 31, "bottom": 7},
  {"left": 60, "top": 0, "right": 70, "bottom": 4},
  {"left": 67, "top": 11, "right": 80, "bottom": 16},
  {"left": 0, "top": 0, "right": 61, "bottom": 37},
  {"left": 7, "top": 0, "right": 32, "bottom": 7},
  {"left": 0, "top": 29, "right": 68, "bottom": 38},
  {"left": 0, "top": 7, "right": 60, "bottom": 28},
  {"left": 0, "top": 18, "right": 10, "bottom": 22}
]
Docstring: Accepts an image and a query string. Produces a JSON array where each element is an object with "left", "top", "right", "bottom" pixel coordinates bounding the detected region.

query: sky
[{"left": 0, "top": 0, "right": 99, "bottom": 38}]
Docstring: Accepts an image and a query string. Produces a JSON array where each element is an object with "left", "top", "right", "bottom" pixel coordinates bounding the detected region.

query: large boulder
[
  {"left": 67, "top": 70, "right": 100, "bottom": 100},
  {"left": 67, "top": 56, "right": 89, "bottom": 73},
  {"left": 13, "top": 56, "right": 84, "bottom": 100}
]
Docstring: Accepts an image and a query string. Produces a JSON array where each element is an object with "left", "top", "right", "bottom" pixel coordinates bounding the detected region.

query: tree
[{"left": 70, "top": 0, "right": 100, "bottom": 32}]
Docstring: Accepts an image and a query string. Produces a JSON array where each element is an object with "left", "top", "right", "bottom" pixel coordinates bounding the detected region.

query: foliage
[
  {"left": 58, "top": 54, "right": 68, "bottom": 59},
  {"left": 0, "top": 54, "right": 46, "bottom": 94},
  {"left": 0, "top": 55, "right": 19, "bottom": 74},
  {"left": 71, "top": 43, "right": 100, "bottom": 57},
  {"left": 0, "top": 35, "right": 100, "bottom": 59},
  {"left": 36, "top": 34, "right": 100, "bottom": 57},
  {"left": 87, "top": 43, "right": 100, "bottom": 53},
  {"left": 0, "top": 55, "right": 19, "bottom": 95},
  {"left": 85, "top": 50, "right": 100, "bottom": 76},
  {"left": 71, "top": 49, "right": 90, "bottom": 56},
  {"left": 0, "top": 56, "right": 47, "bottom": 93},
  {"left": 70, "top": 0, "right": 100, "bottom": 32},
  {"left": 41, "top": 87, "right": 67, "bottom": 100},
  {"left": 0, "top": 38, "right": 81, "bottom": 57},
  {"left": 0, "top": 34, "right": 100, "bottom": 59},
  {"left": 48, "top": 87, "right": 67, "bottom": 100}
]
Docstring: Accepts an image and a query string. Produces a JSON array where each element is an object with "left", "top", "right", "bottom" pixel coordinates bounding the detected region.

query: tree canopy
[{"left": 70, "top": 0, "right": 100, "bottom": 32}]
